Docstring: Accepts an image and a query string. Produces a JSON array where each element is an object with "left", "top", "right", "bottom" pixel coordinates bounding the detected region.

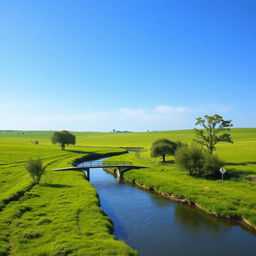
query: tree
[
  {"left": 175, "top": 145, "right": 223, "bottom": 176},
  {"left": 150, "top": 139, "right": 178, "bottom": 163},
  {"left": 194, "top": 114, "right": 233, "bottom": 154},
  {"left": 175, "top": 145, "right": 204, "bottom": 176},
  {"left": 51, "top": 130, "right": 76, "bottom": 150},
  {"left": 26, "top": 158, "right": 45, "bottom": 184}
]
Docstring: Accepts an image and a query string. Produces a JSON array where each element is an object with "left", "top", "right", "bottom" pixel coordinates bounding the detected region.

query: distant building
[{"left": 111, "top": 129, "right": 132, "bottom": 133}]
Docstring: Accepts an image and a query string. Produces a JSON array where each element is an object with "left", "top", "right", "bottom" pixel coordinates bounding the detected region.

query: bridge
[{"left": 52, "top": 161, "right": 148, "bottom": 180}]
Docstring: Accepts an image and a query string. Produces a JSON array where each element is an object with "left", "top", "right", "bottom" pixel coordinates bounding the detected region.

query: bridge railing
[{"left": 80, "top": 161, "right": 133, "bottom": 167}]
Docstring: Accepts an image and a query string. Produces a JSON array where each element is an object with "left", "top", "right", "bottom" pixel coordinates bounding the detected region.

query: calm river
[{"left": 79, "top": 157, "right": 256, "bottom": 256}]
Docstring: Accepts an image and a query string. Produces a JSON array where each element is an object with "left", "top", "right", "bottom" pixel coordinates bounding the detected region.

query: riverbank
[
  {"left": 105, "top": 152, "right": 256, "bottom": 233},
  {"left": 126, "top": 176, "right": 256, "bottom": 232},
  {"left": 0, "top": 147, "right": 137, "bottom": 256}
]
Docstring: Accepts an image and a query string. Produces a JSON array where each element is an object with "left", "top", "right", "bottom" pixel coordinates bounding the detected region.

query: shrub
[
  {"left": 175, "top": 145, "right": 223, "bottom": 176},
  {"left": 175, "top": 145, "right": 204, "bottom": 175},
  {"left": 26, "top": 158, "right": 45, "bottom": 184},
  {"left": 202, "top": 152, "right": 223, "bottom": 176},
  {"left": 31, "top": 140, "right": 39, "bottom": 144}
]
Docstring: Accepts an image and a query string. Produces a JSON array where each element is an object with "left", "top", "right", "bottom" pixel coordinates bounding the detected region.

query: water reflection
[
  {"left": 174, "top": 204, "right": 230, "bottom": 234},
  {"left": 148, "top": 193, "right": 176, "bottom": 208}
]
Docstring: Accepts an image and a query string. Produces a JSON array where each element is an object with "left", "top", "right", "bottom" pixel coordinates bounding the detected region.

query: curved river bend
[{"left": 79, "top": 157, "right": 256, "bottom": 256}]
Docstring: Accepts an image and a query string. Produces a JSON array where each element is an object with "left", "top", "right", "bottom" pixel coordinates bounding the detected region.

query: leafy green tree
[
  {"left": 194, "top": 114, "right": 233, "bottom": 154},
  {"left": 26, "top": 158, "right": 45, "bottom": 184},
  {"left": 175, "top": 145, "right": 223, "bottom": 176},
  {"left": 51, "top": 130, "right": 76, "bottom": 150},
  {"left": 175, "top": 145, "right": 204, "bottom": 176},
  {"left": 150, "top": 139, "right": 178, "bottom": 163}
]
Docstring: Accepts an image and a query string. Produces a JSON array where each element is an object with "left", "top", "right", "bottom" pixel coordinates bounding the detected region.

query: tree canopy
[
  {"left": 150, "top": 138, "right": 178, "bottom": 163},
  {"left": 51, "top": 130, "right": 76, "bottom": 150},
  {"left": 194, "top": 114, "right": 233, "bottom": 154}
]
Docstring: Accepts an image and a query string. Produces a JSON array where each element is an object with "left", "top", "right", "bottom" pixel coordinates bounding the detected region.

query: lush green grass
[
  {"left": 0, "top": 136, "right": 136, "bottom": 256},
  {"left": 75, "top": 128, "right": 256, "bottom": 177},
  {"left": 105, "top": 128, "right": 256, "bottom": 229},
  {"left": 0, "top": 128, "right": 255, "bottom": 255}
]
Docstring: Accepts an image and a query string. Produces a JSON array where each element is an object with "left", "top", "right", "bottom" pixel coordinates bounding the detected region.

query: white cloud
[
  {"left": 194, "top": 104, "right": 232, "bottom": 113},
  {"left": 154, "top": 105, "right": 192, "bottom": 113},
  {"left": 0, "top": 104, "right": 232, "bottom": 131},
  {"left": 119, "top": 108, "right": 145, "bottom": 117}
]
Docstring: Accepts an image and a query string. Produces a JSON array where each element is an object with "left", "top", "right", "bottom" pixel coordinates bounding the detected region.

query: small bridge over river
[{"left": 52, "top": 161, "right": 148, "bottom": 181}]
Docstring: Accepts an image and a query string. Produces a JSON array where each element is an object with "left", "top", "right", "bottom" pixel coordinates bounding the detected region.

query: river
[{"left": 78, "top": 156, "right": 256, "bottom": 256}]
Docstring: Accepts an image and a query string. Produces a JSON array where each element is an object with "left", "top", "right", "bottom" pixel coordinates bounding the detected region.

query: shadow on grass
[
  {"left": 224, "top": 162, "right": 256, "bottom": 179},
  {"left": 187, "top": 167, "right": 255, "bottom": 181},
  {"left": 225, "top": 162, "right": 256, "bottom": 166},
  {"left": 162, "top": 160, "right": 175, "bottom": 164},
  {"left": 229, "top": 169, "right": 256, "bottom": 176},
  {"left": 202, "top": 169, "right": 256, "bottom": 181},
  {"left": 65, "top": 149, "right": 92, "bottom": 154},
  {"left": 41, "top": 183, "right": 73, "bottom": 188}
]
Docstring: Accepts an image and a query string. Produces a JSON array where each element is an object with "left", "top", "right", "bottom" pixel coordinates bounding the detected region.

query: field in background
[{"left": 1, "top": 128, "right": 255, "bottom": 174}]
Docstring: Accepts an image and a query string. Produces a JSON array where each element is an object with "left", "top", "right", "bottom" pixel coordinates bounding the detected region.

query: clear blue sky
[{"left": 1, "top": 0, "right": 255, "bottom": 131}]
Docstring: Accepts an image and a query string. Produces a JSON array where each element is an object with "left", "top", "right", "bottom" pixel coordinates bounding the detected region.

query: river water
[{"left": 79, "top": 157, "right": 256, "bottom": 256}]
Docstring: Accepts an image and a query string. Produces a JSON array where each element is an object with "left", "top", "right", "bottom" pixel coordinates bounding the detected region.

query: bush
[
  {"left": 26, "top": 158, "right": 45, "bottom": 184},
  {"left": 175, "top": 145, "right": 223, "bottom": 176},
  {"left": 202, "top": 153, "right": 223, "bottom": 176}
]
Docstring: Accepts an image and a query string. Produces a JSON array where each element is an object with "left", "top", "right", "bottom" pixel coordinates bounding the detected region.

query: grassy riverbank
[
  {"left": 0, "top": 136, "right": 137, "bottom": 256},
  {"left": 106, "top": 147, "right": 256, "bottom": 230},
  {"left": 0, "top": 128, "right": 255, "bottom": 254}
]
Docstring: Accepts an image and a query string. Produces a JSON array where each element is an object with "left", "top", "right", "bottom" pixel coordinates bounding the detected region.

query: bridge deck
[
  {"left": 52, "top": 160, "right": 148, "bottom": 172},
  {"left": 52, "top": 165, "right": 147, "bottom": 171}
]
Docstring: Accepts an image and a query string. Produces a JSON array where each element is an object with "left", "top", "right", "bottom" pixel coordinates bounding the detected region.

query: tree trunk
[
  {"left": 162, "top": 154, "right": 166, "bottom": 163},
  {"left": 61, "top": 143, "right": 65, "bottom": 150}
]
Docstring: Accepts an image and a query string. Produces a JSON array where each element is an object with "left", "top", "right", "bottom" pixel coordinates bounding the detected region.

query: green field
[
  {"left": 0, "top": 134, "right": 137, "bottom": 256},
  {"left": 102, "top": 128, "right": 256, "bottom": 229},
  {"left": 0, "top": 128, "right": 256, "bottom": 255}
]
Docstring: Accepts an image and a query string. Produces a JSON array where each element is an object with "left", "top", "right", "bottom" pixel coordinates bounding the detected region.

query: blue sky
[{"left": 0, "top": 0, "right": 255, "bottom": 131}]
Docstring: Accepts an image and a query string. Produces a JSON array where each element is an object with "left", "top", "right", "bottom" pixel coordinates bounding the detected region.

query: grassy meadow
[
  {"left": 103, "top": 128, "right": 256, "bottom": 229},
  {"left": 0, "top": 133, "right": 137, "bottom": 256},
  {"left": 0, "top": 128, "right": 256, "bottom": 255}
]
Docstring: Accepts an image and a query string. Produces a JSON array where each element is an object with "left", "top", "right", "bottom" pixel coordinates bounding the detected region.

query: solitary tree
[
  {"left": 194, "top": 114, "right": 233, "bottom": 154},
  {"left": 51, "top": 130, "right": 76, "bottom": 150},
  {"left": 26, "top": 158, "right": 45, "bottom": 184},
  {"left": 150, "top": 139, "right": 178, "bottom": 163}
]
